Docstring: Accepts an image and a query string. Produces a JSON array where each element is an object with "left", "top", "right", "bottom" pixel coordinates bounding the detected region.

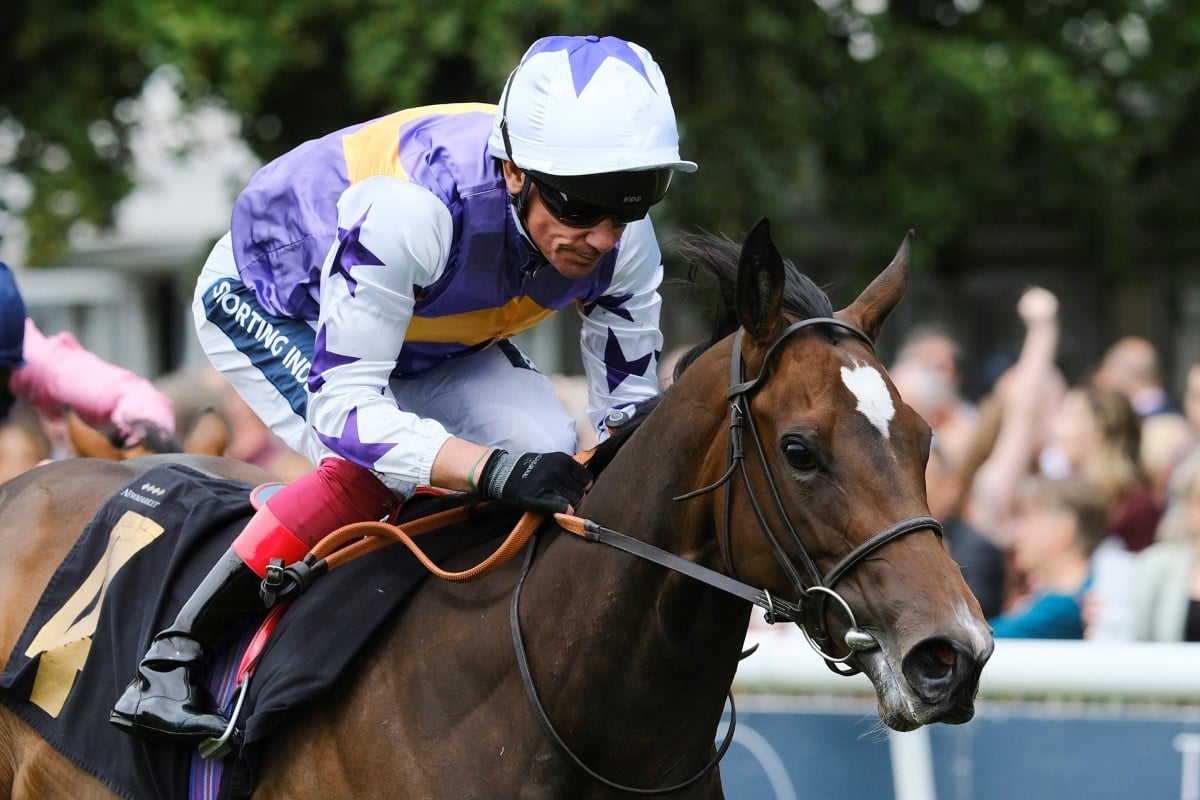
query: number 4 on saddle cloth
[{"left": 0, "top": 462, "right": 496, "bottom": 800}]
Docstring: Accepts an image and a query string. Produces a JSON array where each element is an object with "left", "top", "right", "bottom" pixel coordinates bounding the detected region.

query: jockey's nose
[{"left": 583, "top": 219, "right": 626, "bottom": 252}]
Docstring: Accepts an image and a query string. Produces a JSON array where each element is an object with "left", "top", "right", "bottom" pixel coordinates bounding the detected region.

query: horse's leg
[{"left": 0, "top": 709, "right": 119, "bottom": 800}]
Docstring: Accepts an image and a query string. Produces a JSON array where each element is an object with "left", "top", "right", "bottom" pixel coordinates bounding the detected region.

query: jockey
[
  {"left": 111, "top": 34, "right": 696, "bottom": 743},
  {"left": 0, "top": 261, "right": 175, "bottom": 445}
]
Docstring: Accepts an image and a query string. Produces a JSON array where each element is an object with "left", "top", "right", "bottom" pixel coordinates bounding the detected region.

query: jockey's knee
[{"left": 475, "top": 407, "right": 577, "bottom": 455}]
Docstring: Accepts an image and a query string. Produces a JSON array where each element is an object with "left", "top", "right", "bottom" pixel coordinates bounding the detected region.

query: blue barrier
[
  {"left": 722, "top": 634, "right": 1200, "bottom": 800},
  {"left": 720, "top": 697, "right": 1200, "bottom": 800}
]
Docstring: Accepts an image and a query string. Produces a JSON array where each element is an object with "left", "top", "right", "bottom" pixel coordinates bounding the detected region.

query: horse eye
[{"left": 782, "top": 438, "right": 818, "bottom": 471}]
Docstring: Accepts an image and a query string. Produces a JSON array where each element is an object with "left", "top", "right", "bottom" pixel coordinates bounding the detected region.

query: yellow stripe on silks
[
  {"left": 406, "top": 296, "right": 556, "bottom": 344},
  {"left": 25, "top": 510, "right": 165, "bottom": 717},
  {"left": 342, "top": 103, "right": 497, "bottom": 185}
]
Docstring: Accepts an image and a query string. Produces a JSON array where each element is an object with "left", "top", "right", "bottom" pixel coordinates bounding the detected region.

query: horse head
[{"left": 681, "top": 218, "right": 992, "bottom": 731}]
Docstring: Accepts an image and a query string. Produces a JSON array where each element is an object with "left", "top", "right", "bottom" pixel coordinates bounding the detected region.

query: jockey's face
[{"left": 502, "top": 161, "right": 625, "bottom": 280}]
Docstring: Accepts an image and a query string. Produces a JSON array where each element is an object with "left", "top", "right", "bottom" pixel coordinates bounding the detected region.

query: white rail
[{"left": 734, "top": 629, "right": 1200, "bottom": 702}]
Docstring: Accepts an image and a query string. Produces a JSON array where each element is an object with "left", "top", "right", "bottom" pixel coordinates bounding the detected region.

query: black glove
[{"left": 477, "top": 449, "right": 592, "bottom": 514}]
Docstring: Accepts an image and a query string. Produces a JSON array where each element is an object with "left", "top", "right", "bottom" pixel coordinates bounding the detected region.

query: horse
[
  {"left": 0, "top": 218, "right": 993, "bottom": 798},
  {"left": 64, "top": 407, "right": 230, "bottom": 461}
]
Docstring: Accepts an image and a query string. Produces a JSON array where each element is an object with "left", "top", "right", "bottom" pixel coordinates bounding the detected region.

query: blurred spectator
[
  {"left": 0, "top": 261, "right": 175, "bottom": 447},
  {"left": 963, "top": 287, "right": 1065, "bottom": 548},
  {"left": 892, "top": 324, "right": 978, "bottom": 471},
  {"left": 891, "top": 358, "right": 1006, "bottom": 617},
  {"left": 1139, "top": 412, "right": 1198, "bottom": 508},
  {"left": 0, "top": 404, "right": 51, "bottom": 482},
  {"left": 1134, "top": 448, "right": 1200, "bottom": 642},
  {"left": 1044, "top": 385, "right": 1160, "bottom": 553},
  {"left": 990, "top": 475, "right": 1111, "bottom": 639},
  {"left": 1184, "top": 359, "right": 1200, "bottom": 437},
  {"left": 1093, "top": 335, "right": 1177, "bottom": 418}
]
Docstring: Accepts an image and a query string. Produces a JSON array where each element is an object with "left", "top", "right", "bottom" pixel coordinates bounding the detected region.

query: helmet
[
  {"left": 488, "top": 35, "right": 697, "bottom": 177},
  {"left": 0, "top": 262, "right": 25, "bottom": 368}
]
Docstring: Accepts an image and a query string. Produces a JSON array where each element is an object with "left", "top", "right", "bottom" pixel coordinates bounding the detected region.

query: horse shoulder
[{"left": 250, "top": 541, "right": 542, "bottom": 798}]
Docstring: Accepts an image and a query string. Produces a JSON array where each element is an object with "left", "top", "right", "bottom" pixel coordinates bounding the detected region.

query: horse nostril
[
  {"left": 933, "top": 641, "right": 957, "bottom": 669},
  {"left": 902, "top": 638, "right": 963, "bottom": 702}
]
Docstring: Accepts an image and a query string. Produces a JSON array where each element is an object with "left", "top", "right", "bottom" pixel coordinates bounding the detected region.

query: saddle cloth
[{"left": 0, "top": 462, "right": 499, "bottom": 799}]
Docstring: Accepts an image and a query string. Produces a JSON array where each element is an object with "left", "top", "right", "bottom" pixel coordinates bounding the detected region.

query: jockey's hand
[{"left": 477, "top": 449, "right": 592, "bottom": 514}]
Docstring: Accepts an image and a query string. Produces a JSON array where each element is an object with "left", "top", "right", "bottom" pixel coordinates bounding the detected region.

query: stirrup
[{"left": 198, "top": 679, "right": 250, "bottom": 759}]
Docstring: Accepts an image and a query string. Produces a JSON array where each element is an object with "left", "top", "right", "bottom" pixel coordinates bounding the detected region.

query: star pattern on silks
[
  {"left": 582, "top": 293, "right": 635, "bottom": 323},
  {"left": 331, "top": 207, "right": 385, "bottom": 297},
  {"left": 308, "top": 325, "right": 360, "bottom": 393},
  {"left": 316, "top": 407, "right": 396, "bottom": 468},
  {"left": 604, "top": 328, "right": 654, "bottom": 393},
  {"left": 526, "top": 36, "right": 653, "bottom": 97}
]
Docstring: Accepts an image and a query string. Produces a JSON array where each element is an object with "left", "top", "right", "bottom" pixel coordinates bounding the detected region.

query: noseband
[{"left": 676, "top": 317, "right": 942, "bottom": 676}]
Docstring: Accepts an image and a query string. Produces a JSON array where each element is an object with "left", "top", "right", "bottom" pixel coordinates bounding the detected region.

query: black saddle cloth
[{"left": 0, "top": 462, "right": 505, "bottom": 800}]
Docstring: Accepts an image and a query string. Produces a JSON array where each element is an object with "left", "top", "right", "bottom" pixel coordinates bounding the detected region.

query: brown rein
[{"left": 310, "top": 504, "right": 544, "bottom": 581}]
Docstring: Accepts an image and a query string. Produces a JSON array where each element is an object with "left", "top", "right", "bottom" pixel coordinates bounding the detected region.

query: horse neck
[{"left": 524, "top": 364, "right": 750, "bottom": 768}]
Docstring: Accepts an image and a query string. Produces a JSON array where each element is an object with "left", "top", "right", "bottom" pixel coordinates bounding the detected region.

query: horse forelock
[{"left": 587, "top": 233, "right": 840, "bottom": 476}]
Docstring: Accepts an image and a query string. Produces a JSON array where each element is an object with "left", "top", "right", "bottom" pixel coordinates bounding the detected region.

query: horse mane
[
  {"left": 586, "top": 229, "right": 833, "bottom": 478},
  {"left": 669, "top": 230, "right": 834, "bottom": 381}
]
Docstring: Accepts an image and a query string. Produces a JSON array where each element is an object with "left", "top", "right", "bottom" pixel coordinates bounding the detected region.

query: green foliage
[{"left": 2, "top": 0, "right": 1198, "bottom": 276}]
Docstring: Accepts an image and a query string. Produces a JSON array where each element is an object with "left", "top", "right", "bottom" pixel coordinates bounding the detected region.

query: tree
[{"left": 3, "top": 0, "right": 1199, "bottom": 279}]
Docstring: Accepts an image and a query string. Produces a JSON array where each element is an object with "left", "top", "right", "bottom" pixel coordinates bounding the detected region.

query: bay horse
[
  {"left": 0, "top": 218, "right": 992, "bottom": 798},
  {"left": 64, "top": 407, "right": 230, "bottom": 461}
]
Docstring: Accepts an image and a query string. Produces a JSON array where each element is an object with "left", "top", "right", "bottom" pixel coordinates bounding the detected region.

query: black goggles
[{"left": 527, "top": 168, "right": 673, "bottom": 228}]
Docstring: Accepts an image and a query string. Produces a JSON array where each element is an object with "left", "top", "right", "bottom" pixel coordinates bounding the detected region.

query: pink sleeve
[{"left": 8, "top": 318, "right": 175, "bottom": 442}]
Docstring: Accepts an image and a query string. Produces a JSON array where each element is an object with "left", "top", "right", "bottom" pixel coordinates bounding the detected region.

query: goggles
[{"left": 527, "top": 168, "right": 673, "bottom": 228}]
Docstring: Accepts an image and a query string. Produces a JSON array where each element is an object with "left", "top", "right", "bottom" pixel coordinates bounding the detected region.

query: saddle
[{"left": 0, "top": 463, "right": 504, "bottom": 800}]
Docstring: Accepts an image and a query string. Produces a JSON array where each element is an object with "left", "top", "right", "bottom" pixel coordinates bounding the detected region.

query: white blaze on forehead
[{"left": 840, "top": 363, "right": 895, "bottom": 438}]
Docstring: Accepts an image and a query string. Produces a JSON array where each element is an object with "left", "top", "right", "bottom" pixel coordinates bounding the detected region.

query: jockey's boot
[
  {"left": 110, "top": 457, "right": 400, "bottom": 744},
  {"left": 108, "top": 546, "right": 263, "bottom": 743}
]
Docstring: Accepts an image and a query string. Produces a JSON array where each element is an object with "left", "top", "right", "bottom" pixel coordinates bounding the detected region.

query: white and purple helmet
[{"left": 489, "top": 35, "right": 696, "bottom": 221}]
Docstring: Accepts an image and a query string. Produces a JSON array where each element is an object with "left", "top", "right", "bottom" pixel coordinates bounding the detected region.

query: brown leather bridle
[{"left": 675, "top": 318, "right": 942, "bottom": 675}]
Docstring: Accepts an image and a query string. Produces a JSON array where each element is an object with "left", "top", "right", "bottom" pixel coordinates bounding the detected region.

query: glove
[{"left": 477, "top": 449, "right": 592, "bottom": 514}]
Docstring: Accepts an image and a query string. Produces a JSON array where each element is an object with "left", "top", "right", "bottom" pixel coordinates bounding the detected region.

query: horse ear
[
  {"left": 65, "top": 408, "right": 123, "bottom": 460},
  {"left": 735, "top": 217, "right": 786, "bottom": 348},
  {"left": 835, "top": 230, "right": 913, "bottom": 343},
  {"left": 183, "top": 408, "right": 230, "bottom": 457}
]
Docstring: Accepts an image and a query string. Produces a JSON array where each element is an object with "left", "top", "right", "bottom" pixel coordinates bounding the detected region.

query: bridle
[
  {"left": 675, "top": 317, "right": 942, "bottom": 675},
  {"left": 508, "top": 316, "right": 941, "bottom": 794}
]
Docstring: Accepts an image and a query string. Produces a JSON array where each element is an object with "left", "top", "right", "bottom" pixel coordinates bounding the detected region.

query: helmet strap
[
  {"left": 512, "top": 176, "right": 534, "bottom": 222},
  {"left": 498, "top": 67, "right": 534, "bottom": 228}
]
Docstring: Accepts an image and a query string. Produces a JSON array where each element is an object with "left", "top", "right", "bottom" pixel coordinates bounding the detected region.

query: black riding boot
[{"left": 109, "top": 548, "right": 264, "bottom": 743}]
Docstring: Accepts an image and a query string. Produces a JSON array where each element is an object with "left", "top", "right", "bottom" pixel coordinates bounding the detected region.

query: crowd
[{"left": 890, "top": 286, "right": 1200, "bottom": 642}]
